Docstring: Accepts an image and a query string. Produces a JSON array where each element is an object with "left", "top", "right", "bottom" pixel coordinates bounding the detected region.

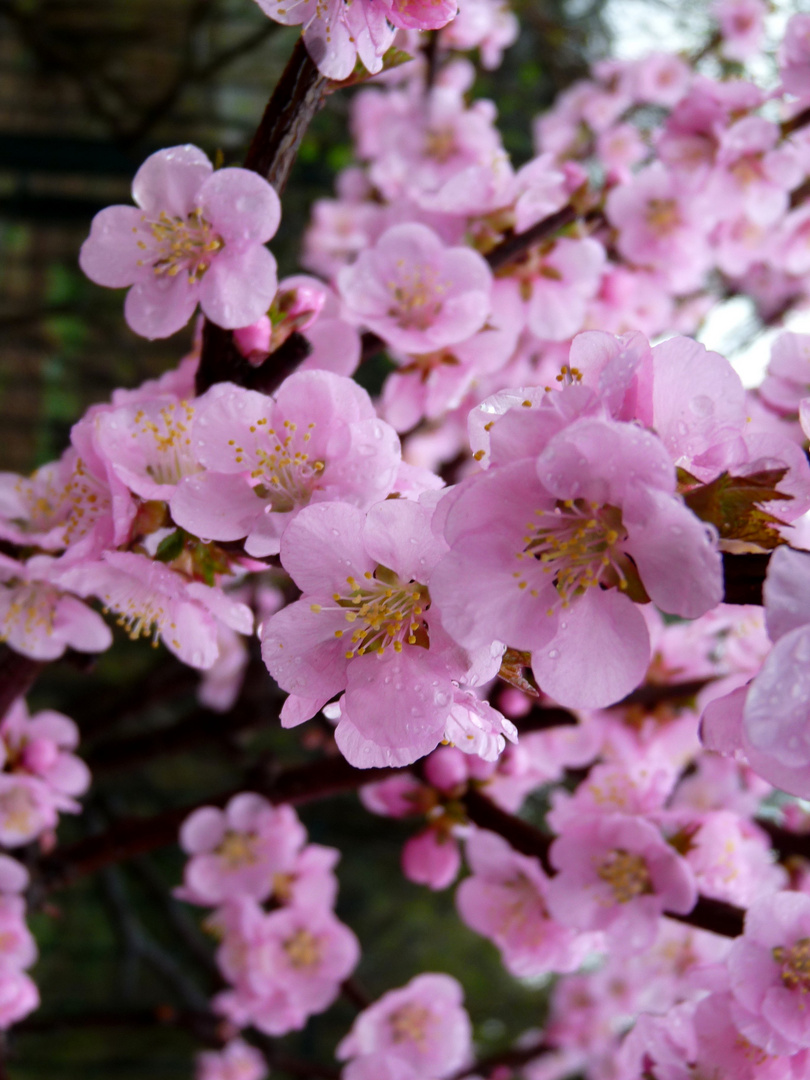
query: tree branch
[
  {"left": 195, "top": 36, "right": 329, "bottom": 394},
  {"left": 36, "top": 756, "right": 397, "bottom": 891},
  {"left": 485, "top": 204, "right": 580, "bottom": 272},
  {"left": 0, "top": 649, "right": 43, "bottom": 717}
]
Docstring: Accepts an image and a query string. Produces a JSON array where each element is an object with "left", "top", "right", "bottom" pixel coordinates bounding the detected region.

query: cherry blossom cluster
[
  {"left": 15, "top": 2, "right": 810, "bottom": 1075},
  {"left": 178, "top": 793, "right": 359, "bottom": 1037},
  {"left": 359, "top": 600, "right": 810, "bottom": 1077},
  {"left": 0, "top": 699, "right": 90, "bottom": 1030}
]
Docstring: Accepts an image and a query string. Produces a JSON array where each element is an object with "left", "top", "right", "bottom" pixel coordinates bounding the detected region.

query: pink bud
[
  {"left": 423, "top": 747, "right": 468, "bottom": 792},
  {"left": 360, "top": 775, "right": 426, "bottom": 818},
  {"left": 21, "top": 738, "right": 58, "bottom": 775},
  {"left": 233, "top": 316, "right": 272, "bottom": 362},
  {"left": 401, "top": 828, "right": 461, "bottom": 890},
  {"left": 278, "top": 283, "right": 326, "bottom": 329},
  {"left": 498, "top": 687, "right": 533, "bottom": 718}
]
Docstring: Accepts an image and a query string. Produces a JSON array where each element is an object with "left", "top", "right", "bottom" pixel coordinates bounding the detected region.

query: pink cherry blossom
[
  {"left": 456, "top": 830, "right": 597, "bottom": 977},
  {"left": 431, "top": 413, "right": 722, "bottom": 709},
  {"left": 170, "top": 372, "right": 400, "bottom": 558},
  {"left": 605, "top": 163, "right": 711, "bottom": 293},
  {"left": 714, "top": 0, "right": 766, "bottom": 63},
  {"left": 94, "top": 395, "right": 200, "bottom": 500},
  {"left": 0, "top": 554, "right": 112, "bottom": 662},
  {"left": 54, "top": 551, "right": 253, "bottom": 670},
  {"left": 401, "top": 827, "right": 461, "bottom": 890},
  {"left": 0, "top": 775, "right": 62, "bottom": 847},
  {"left": 80, "top": 145, "right": 281, "bottom": 339},
  {"left": 727, "top": 892, "right": 810, "bottom": 1054},
  {"left": 1, "top": 699, "right": 90, "bottom": 800},
  {"left": 196, "top": 1039, "right": 268, "bottom": 1080},
  {"left": 0, "top": 969, "right": 39, "bottom": 1030},
  {"left": 545, "top": 813, "right": 697, "bottom": 952},
  {"left": 179, "top": 795, "right": 306, "bottom": 906},
  {"left": 262, "top": 498, "right": 507, "bottom": 767},
  {"left": 336, "top": 973, "right": 473, "bottom": 1080},
  {"left": 215, "top": 902, "right": 360, "bottom": 1036},
  {"left": 337, "top": 223, "right": 492, "bottom": 354},
  {"left": 780, "top": 15, "right": 810, "bottom": 100}
]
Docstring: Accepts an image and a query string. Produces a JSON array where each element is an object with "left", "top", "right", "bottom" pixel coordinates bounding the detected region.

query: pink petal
[
  {"left": 199, "top": 245, "right": 278, "bottom": 330},
  {"left": 124, "top": 274, "right": 200, "bottom": 340},
  {"left": 79, "top": 206, "right": 150, "bottom": 288},
  {"left": 531, "top": 589, "right": 650, "bottom": 708},
  {"left": 199, "top": 168, "right": 281, "bottom": 245},
  {"left": 180, "top": 806, "right": 225, "bottom": 854},
  {"left": 132, "top": 145, "right": 212, "bottom": 216}
]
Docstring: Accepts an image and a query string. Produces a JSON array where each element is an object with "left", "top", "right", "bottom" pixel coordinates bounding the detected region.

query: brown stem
[
  {"left": 758, "top": 820, "right": 810, "bottom": 864},
  {"left": 485, "top": 204, "right": 579, "bottom": 272},
  {"left": 448, "top": 1037, "right": 553, "bottom": 1080},
  {"left": 242, "top": 36, "right": 329, "bottom": 190},
  {"left": 464, "top": 787, "right": 554, "bottom": 874},
  {"left": 36, "top": 756, "right": 397, "bottom": 891},
  {"left": 613, "top": 678, "right": 712, "bottom": 710},
  {"left": 195, "top": 37, "right": 329, "bottom": 395},
  {"left": 0, "top": 648, "right": 44, "bottom": 717},
  {"left": 722, "top": 551, "right": 770, "bottom": 606},
  {"left": 782, "top": 105, "right": 810, "bottom": 139}
]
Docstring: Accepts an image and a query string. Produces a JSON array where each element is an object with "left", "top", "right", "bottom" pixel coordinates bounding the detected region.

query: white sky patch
[
  {"left": 602, "top": 0, "right": 810, "bottom": 389},
  {"left": 697, "top": 299, "right": 810, "bottom": 388}
]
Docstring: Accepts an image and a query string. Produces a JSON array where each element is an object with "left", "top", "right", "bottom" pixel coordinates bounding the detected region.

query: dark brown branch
[
  {"left": 449, "top": 1037, "right": 553, "bottom": 1080},
  {"left": 516, "top": 706, "right": 578, "bottom": 733},
  {"left": 782, "top": 105, "right": 810, "bottom": 139},
  {"left": 0, "top": 649, "right": 43, "bottom": 717},
  {"left": 36, "top": 756, "right": 397, "bottom": 891},
  {"left": 485, "top": 204, "right": 579, "bottom": 272},
  {"left": 195, "top": 37, "right": 328, "bottom": 394},
  {"left": 722, "top": 551, "right": 770, "bottom": 605},
  {"left": 668, "top": 896, "right": 744, "bottom": 939},
  {"left": 613, "top": 678, "right": 712, "bottom": 710},
  {"left": 758, "top": 820, "right": 810, "bottom": 863},
  {"left": 242, "top": 36, "right": 329, "bottom": 190},
  {"left": 464, "top": 787, "right": 554, "bottom": 874}
]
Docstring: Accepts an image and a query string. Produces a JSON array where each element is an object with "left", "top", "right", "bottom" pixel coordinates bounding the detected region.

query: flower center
[
  {"left": 517, "top": 499, "right": 628, "bottom": 607},
  {"left": 773, "top": 938, "right": 810, "bottom": 992},
  {"left": 597, "top": 849, "right": 652, "bottom": 904},
  {"left": 1, "top": 583, "right": 57, "bottom": 645},
  {"left": 139, "top": 209, "right": 223, "bottom": 283},
  {"left": 216, "top": 831, "right": 258, "bottom": 869},
  {"left": 645, "top": 197, "right": 682, "bottom": 237},
  {"left": 388, "top": 1003, "right": 432, "bottom": 1046},
  {"left": 313, "top": 567, "right": 429, "bottom": 660},
  {"left": 0, "top": 787, "right": 35, "bottom": 836},
  {"left": 387, "top": 265, "right": 449, "bottom": 330},
  {"left": 135, "top": 401, "right": 197, "bottom": 486},
  {"left": 283, "top": 929, "right": 322, "bottom": 971},
  {"left": 240, "top": 420, "right": 324, "bottom": 513}
]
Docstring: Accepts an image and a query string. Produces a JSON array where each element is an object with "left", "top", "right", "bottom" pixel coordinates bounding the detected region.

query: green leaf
[
  {"left": 154, "top": 529, "right": 185, "bottom": 563},
  {"left": 683, "top": 468, "right": 792, "bottom": 549}
]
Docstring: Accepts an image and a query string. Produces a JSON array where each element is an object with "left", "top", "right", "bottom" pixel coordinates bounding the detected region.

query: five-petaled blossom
[{"left": 79, "top": 145, "right": 281, "bottom": 339}]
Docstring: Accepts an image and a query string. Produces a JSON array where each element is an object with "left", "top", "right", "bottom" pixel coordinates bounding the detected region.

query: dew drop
[
  {"left": 547, "top": 649, "right": 559, "bottom": 659},
  {"left": 689, "top": 395, "right": 713, "bottom": 418}
]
